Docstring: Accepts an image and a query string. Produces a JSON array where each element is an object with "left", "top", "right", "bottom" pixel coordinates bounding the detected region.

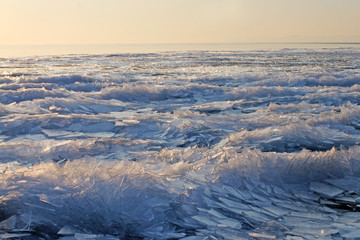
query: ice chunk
[
  {"left": 295, "top": 190, "right": 320, "bottom": 202},
  {"left": 217, "top": 218, "right": 242, "bottom": 229},
  {"left": 180, "top": 204, "right": 199, "bottom": 216},
  {"left": 320, "top": 199, "right": 340, "bottom": 206},
  {"left": 157, "top": 232, "right": 186, "bottom": 239},
  {"left": 285, "top": 212, "right": 332, "bottom": 221},
  {"left": 325, "top": 177, "right": 360, "bottom": 194},
  {"left": 215, "top": 137, "right": 228, "bottom": 148},
  {"left": 181, "top": 237, "right": 205, "bottom": 240},
  {"left": 285, "top": 236, "right": 304, "bottom": 240},
  {"left": 289, "top": 228, "right": 339, "bottom": 237},
  {"left": 211, "top": 229, "right": 247, "bottom": 240},
  {"left": 121, "top": 119, "right": 140, "bottom": 124},
  {"left": 7, "top": 134, "right": 47, "bottom": 142},
  {"left": 218, "top": 197, "right": 252, "bottom": 210},
  {"left": 74, "top": 233, "right": 107, "bottom": 240},
  {"left": 274, "top": 202, "right": 304, "bottom": 212},
  {"left": 0, "top": 215, "right": 17, "bottom": 230},
  {"left": 191, "top": 101, "right": 233, "bottom": 113},
  {"left": 198, "top": 207, "right": 225, "bottom": 219},
  {"left": 321, "top": 205, "right": 337, "bottom": 214},
  {"left": 42, "top": 129, "right": 74, "bottom": 137},
  {"left": 331, "top": 223, "right": 355, "bottom": 235},
  {"left": 109, "top": 111, "right": 137, "bottom": 118},
  {"left": 248, "top": 232, "right": 276, "bottom": 239},
  {"left": 342, "top": 229, "right": 360, "bottom": 239},
  {"left": 58, "top": 225, "right": 78, "bottom": 235},
  {"left": 250, "top": 192, "right": 269, "bottom": 203},
  {"left": 337, "top": 212, "right": 360, "bottom": 224},
  {"left": 191, "top": 214, "right": 219, "bottom": 227},
  {"left": 282, "top": 217, "right": 332, "bottom": 229},
  {"left": 58, "top": 236, "right": 76, "bottom": 240},
  {"left": 335, "top": 196, "right": 356, "bottom": 204},
  {"left": 242, "top": 210, "right": 271, "bottom": 223},
  {"left": 0, "top": 233, "right": 31, "bottom": 239},
  {"left": 222, "top": 185, "right": 250, "bottom": 201},
  {"left": 309, "top": 182, "right": 344, "bottom": 198},
  {"left": 263, "top": 205, "right": 289, "bottom": 217},
  {"left": 181, "top": 236, "right": 206, "bottom": 240},
  {"left": 86, "top": 132, "right": 115, "bottom": 138},
  {"left": 83, "top": 122, "right": 115, "bottom": 133},
  {"left": 202, "top": 195, "right": 222, "bottom": 208}
]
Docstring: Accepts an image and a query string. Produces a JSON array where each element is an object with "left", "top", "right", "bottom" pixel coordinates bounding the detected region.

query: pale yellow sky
[{"left": 1, "top": 0, "right": 360, "bottom": 45}]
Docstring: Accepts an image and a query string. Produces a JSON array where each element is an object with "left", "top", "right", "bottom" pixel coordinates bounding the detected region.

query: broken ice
[{"left": 1, "top": 48, "right": 360, "bottom": 239}]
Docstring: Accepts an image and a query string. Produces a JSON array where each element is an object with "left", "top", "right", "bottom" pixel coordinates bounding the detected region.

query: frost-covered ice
[{"left": 1, "top": 48, "right": 360, "bottom": 239}]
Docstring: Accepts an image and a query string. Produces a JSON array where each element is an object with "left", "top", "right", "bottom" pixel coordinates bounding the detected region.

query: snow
[{"left": 0, "top": 47, "right": 360, "bottom": 238}]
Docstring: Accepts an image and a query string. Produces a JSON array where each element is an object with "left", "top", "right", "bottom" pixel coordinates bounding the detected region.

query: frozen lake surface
[{"left": 1, "top": 47, "right": 360, "bottom": 239}]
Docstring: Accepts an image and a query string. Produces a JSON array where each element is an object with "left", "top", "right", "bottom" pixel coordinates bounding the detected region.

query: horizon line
[{"left": 1, "top": 41, "right": 360, "bottom": 46}]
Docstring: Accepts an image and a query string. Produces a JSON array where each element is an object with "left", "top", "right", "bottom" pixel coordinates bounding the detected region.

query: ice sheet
[{"left": 1, "top": 48, "right": 360, "bottom": 238}]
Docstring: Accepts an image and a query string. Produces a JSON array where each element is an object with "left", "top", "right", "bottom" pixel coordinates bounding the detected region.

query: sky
[{"left": 1, "top": 0, "right": 360, "bottom": 45}]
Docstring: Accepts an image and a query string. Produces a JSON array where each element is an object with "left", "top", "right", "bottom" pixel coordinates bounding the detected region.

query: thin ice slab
[
  {"left": 309, "top": 182, "right": 344, "bottom": 198},
  {"left": 341, "top": 229, "right": 360, "bottom": 239},
  {"left": 0, "top": 233, "right": 31, "bottom": 239},
  {"left": 325, "top": 177, "right": 360, "bottom": 194}
]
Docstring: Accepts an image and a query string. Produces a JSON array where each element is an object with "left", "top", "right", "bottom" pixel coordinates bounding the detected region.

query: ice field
[{"left": 1, "top": 47, "right": 360, "bottom": 239}]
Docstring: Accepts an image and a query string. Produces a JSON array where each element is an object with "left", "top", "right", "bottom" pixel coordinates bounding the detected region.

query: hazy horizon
[{"left": 1, "top": 0, "right": 360, "bottom": 46}]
